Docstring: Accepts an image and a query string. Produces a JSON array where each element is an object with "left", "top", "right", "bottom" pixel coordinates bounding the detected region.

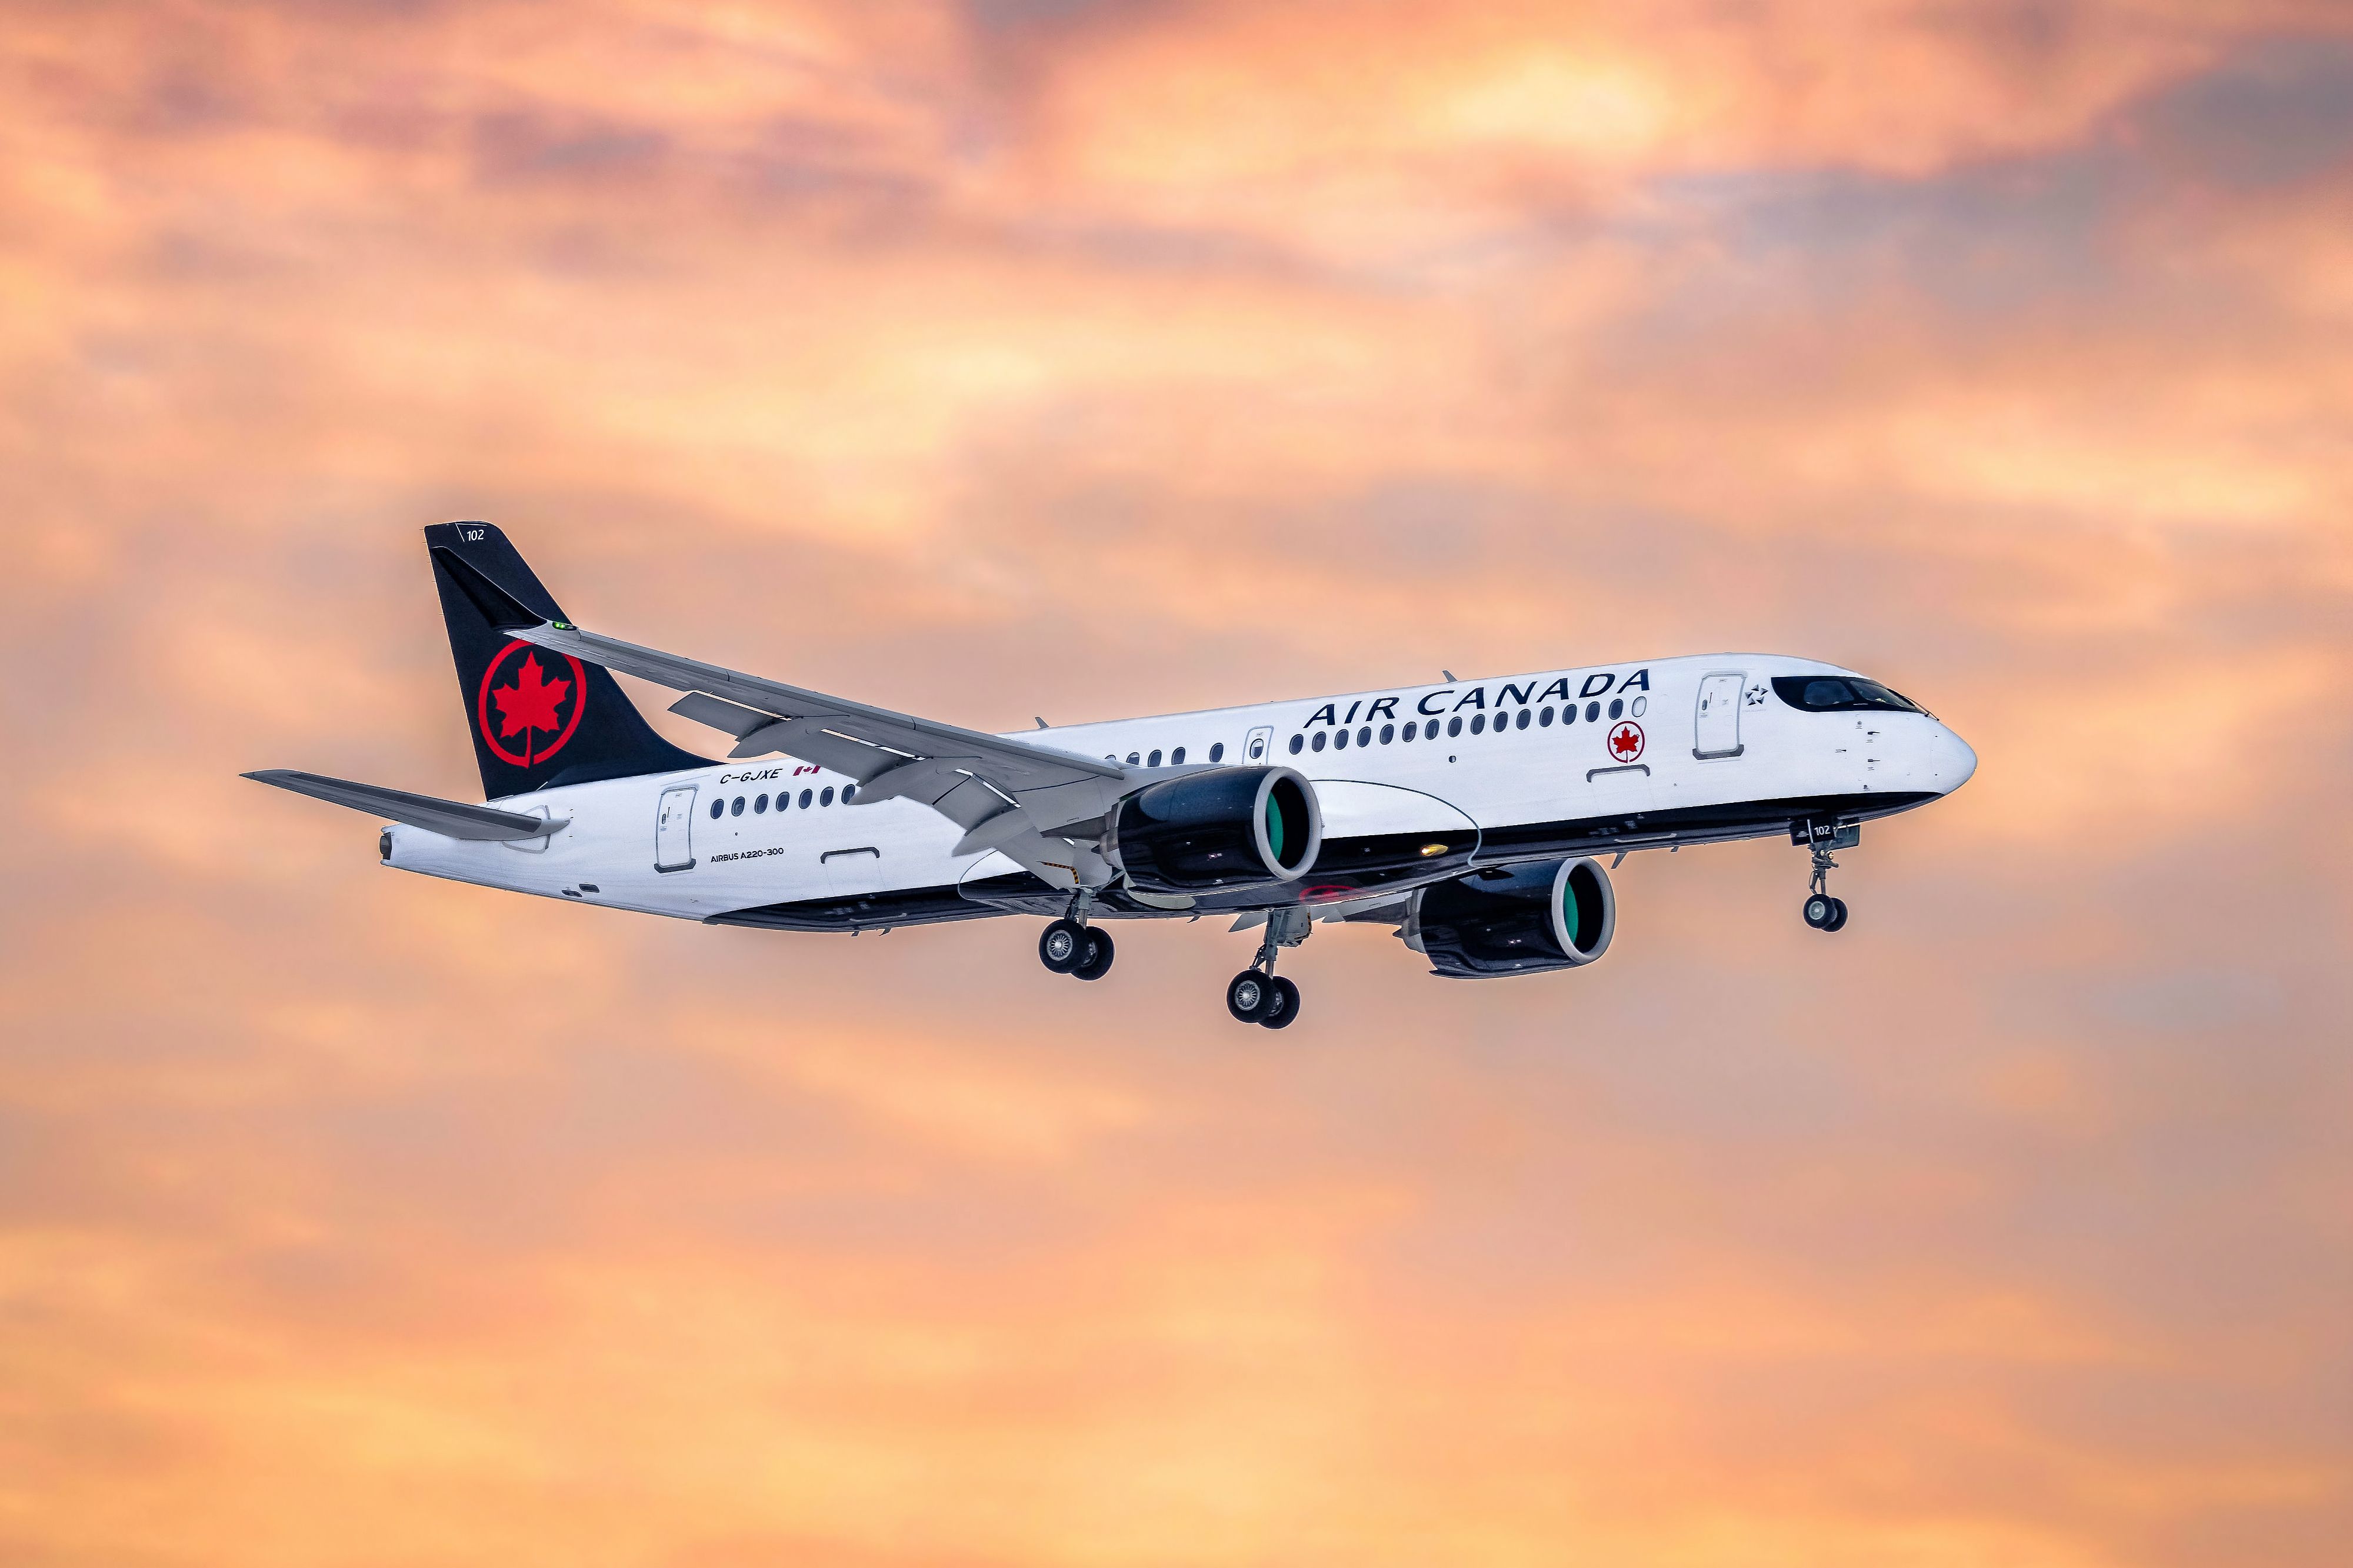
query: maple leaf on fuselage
[
  {"left": 494, "top": 652, "right": 570, "bottom": 739},
  {"left": 1611, "top": 726, "right": 1641, "bottom": 758}
]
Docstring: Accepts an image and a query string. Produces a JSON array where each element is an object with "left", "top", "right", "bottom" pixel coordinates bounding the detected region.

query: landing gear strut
[
  {"left": 1799, "top": 821, "right": 1854, "bottom": 933},
  {"left": 1227, "top": 907, "right": 1309, "bottom": 1028},
  {"left": 1040, "top": 892, "right": 1116, "bottom": 981}
]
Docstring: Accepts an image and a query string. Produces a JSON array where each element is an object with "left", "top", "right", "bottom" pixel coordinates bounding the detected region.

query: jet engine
[
  {"left": 1104, "top": 766, "right": 1322, "bottom": 895},
  {"left": 1407, "top": 856, "right": 1617, "bottom": 978}
]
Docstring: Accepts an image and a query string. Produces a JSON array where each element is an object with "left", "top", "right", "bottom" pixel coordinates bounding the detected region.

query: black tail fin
[{"left": 425, "top": 522, "right": 706, "bottom": 798}]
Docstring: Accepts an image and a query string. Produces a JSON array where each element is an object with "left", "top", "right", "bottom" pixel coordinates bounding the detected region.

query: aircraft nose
[{"left": 1928, "top": 722, "right": 1977, "bottom": 795}]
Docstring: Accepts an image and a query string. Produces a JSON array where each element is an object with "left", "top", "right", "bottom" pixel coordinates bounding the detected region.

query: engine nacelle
[
  {"left": 1104, "top": 766, "right": 1322, "bottom": 895},
  {"left": 1408, "top": 856, "right": 1617, "bottom": 978}
]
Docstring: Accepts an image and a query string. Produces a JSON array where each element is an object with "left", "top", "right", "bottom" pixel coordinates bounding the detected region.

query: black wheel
[
  {"left": 1226, "top": 969, "right": 1272, "bottom": 1023},
  {"left": 1039, "top": 918, "right": 1084, "bottom": 973},
  {"left": 1071, "top": 926, "right": 1116, "bottom": 980},
  {"left": 1258, "top": 975, "right": 1301, "bottom": 1030},
  {"left": 1824, "top": 897, "right": 1849, "bottom": 933},
  {"left": 1804, "top": 893, "right": 1834, "bottom": 929}
]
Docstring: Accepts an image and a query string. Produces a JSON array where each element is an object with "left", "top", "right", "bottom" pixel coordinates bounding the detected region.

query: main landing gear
[
  {"left": 1039, "top": 898, "right": 1115, "bottom": 982},
  {"left": 1800, "top": 821, "right": 1855, "bottom": 933},
  {"left": 1227, "top": 907, "right": 1311, "bottom": 1029}
]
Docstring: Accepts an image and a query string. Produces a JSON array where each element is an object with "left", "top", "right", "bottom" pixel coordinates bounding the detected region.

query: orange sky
[{"left": 3, "top": 3, "right": 2350, "bottom": 1564}]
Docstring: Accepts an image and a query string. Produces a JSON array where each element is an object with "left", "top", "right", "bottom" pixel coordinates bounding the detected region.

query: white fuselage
[{"left": 386, "top": 653, "right": 1976, "bottom": 928}]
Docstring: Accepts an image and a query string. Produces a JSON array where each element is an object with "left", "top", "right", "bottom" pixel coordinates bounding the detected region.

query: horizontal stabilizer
[{"left": 242, "top": 769, "right": 568, "bottom": 841}]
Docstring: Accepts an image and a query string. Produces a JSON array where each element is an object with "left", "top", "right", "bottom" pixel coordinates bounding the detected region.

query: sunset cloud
[{"left": 2, "top": 3, "right": 2348, "bottom": 1564}]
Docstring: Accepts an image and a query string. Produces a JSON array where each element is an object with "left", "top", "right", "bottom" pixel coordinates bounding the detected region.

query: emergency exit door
[
  {"left": 655, "top": 784, "right": 698, "bottom": 872},
  {"left": 1693, "top": 673, "right": 1746, "bottom": 760}
]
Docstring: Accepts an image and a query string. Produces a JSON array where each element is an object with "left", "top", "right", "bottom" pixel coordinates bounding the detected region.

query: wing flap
[{"left": 667, "top": 691, "right": 772, "bottom": 739}]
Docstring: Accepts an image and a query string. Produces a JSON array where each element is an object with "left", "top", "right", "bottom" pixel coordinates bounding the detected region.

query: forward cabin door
[
  {"left": 1693, "top": 672, "right": 1746, "bottom": 760},
  {"left": 655, "top": 784, "right": 698, "bottom": 872}
]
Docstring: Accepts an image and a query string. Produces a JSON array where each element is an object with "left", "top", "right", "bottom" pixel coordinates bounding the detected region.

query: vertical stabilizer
[{"left": 424, "top": 522, "right": 706, "bottom": 798}]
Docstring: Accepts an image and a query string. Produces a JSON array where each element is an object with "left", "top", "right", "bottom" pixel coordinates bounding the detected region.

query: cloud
[{"left": 1, "top": 4, "right": 2349, "bottom": 1566}]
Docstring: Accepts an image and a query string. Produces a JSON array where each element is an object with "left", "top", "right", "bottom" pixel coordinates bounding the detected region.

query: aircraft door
[
  {"left": 1694, "top": 672, "right": 1745, "bottom": 760},
  {"left": 655, "top": 784, "right": 698, "bottom": 872},
  {"left": 1244, "top": 725, "right": 1274, "bottom": 764}
]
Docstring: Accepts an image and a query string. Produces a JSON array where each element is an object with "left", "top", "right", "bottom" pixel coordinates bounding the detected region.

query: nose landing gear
[
  {"left": 1227, "top": 906, "right": 1311, "bottom": 1027},
  {"left": 1799, "top": 820, "right": 1856, "bottom": 933}
]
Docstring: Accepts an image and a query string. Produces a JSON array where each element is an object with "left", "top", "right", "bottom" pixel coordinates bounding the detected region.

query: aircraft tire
[
  {"left": 1071, "top": 927, "right": 1116, "bottom": 980},
  {"left": 1804, "top": 893, "right": 1835, "bottom": 929},
  {"left": 1226, "top": 970, "right": 1273, "bottom": 1023},
  {"left": 1825, "top": 898, "right": 1849, "bottom": 933},
  {"left": 1039, "top": 918, "right": 1085, "bottom": 973},
  {"left": 1257, "top": 976, "right": 1301, "bottom": 1029}
]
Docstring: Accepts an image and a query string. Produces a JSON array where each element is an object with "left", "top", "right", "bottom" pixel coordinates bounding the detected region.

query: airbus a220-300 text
[{"left": 249, "top": 525, "right": 1978, "bottom": 1027}]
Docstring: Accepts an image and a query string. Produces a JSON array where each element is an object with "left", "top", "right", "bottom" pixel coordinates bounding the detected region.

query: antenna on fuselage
[{"left": 1442, "top": 670, "right": 1457, "bottom": 682}]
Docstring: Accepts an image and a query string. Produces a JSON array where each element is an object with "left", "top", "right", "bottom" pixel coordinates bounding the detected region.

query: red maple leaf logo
[
  {"left": 492, "top": 653, "right": 571, "bottom": 763},
  {"left": 1609, "top": 722, "right": 1644, "bottom": 760}
]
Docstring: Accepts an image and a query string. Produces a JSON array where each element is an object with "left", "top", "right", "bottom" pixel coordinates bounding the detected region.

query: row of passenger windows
[
  {"left": 1105, "top": 742, "right": 1225, "bottom": 768},
  {"left": 711, "top": 692, "right": 1649, "bottom": 813},
  {"left": 711, "top": 784, "right": 851, "bottom": 820},
  {"left": 1287, "top": 696, "right": 1643, "bottom": 754}
]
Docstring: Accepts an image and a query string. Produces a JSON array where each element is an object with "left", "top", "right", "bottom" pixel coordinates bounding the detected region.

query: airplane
[{"left": 248, "top": 523, "right": 1978, "bottom": 1027}]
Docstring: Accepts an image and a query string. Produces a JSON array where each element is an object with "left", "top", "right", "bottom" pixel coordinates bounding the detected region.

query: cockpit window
[{"left": 1772, "top": 675, "right": 1923, "bottom": 713}]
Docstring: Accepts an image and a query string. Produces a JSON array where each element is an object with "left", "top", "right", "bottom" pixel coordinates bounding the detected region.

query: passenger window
[
  {"left": 1289, "top": 734, "right": 1304, "bottom": 754},
  {"left": 1403, "top": 720, "right": 1418, "bottom": 742},
  {"left": 1448, "top": 716, "right": 1462, "bottom": 738},
  {"left": 1539, "top": 706, "right": 1554, "bottom": 726},
  {"left": 1312, "top": 731, "right": 1328, "bottom": 752},
  {"left": 820, "top": 786, "right": 835, "bottom": 806},
  {"left": 1148, "top": 749, "right": 1162, "bottom": 768},
  {"left": 1515, "top": 709, "right": 1531, "bottom": 730},
  {"left": 842, "top": 785, "right": 856, "bottom": 802},
  {"left": 1171, "top": 747, "right": 1185, "bottom": 765},
  {"left": 1357, "top": 726, "right": 1371, "bottom": 747},
  {"left": 1379, "top": 723, "right": 1394, "bottom": 744},
  {"left": 1126, "top": 752, "right": 1140, "bottom": 765},
  {"left": 1209, "top": 742, "right": 1225, "bottom": 762},
  {"left": 1562, "top": 704, "right": 1575, "bottom": 725},
  {"left": 1469, "top": 714, "right": 1485, "bottom": 735},
  {"left": 730, "top": 796, "right": 745, "bottom": 816},
  {"left": 798, "top": 789, "right": 813, "bottom": 809},
  {"left": 754, "top": 793, "right": 768, "bottom": 813},
  {"left": 1584, "top": 701, "right": 1600, "bottom": 723},
  {"left": 1608, "top": 698, "right": 1624, "bottom": 720},
  {"left": 1334, "top": 729, "right": 1349, "bottom": 750},
  {"left": 709, "top": 798, "right": 724, "bottom": 820}
]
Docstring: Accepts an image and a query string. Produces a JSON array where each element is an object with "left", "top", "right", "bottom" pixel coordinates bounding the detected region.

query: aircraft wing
[{"left": 431, "top": 547, "right": 1134, "bottom": 840}]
